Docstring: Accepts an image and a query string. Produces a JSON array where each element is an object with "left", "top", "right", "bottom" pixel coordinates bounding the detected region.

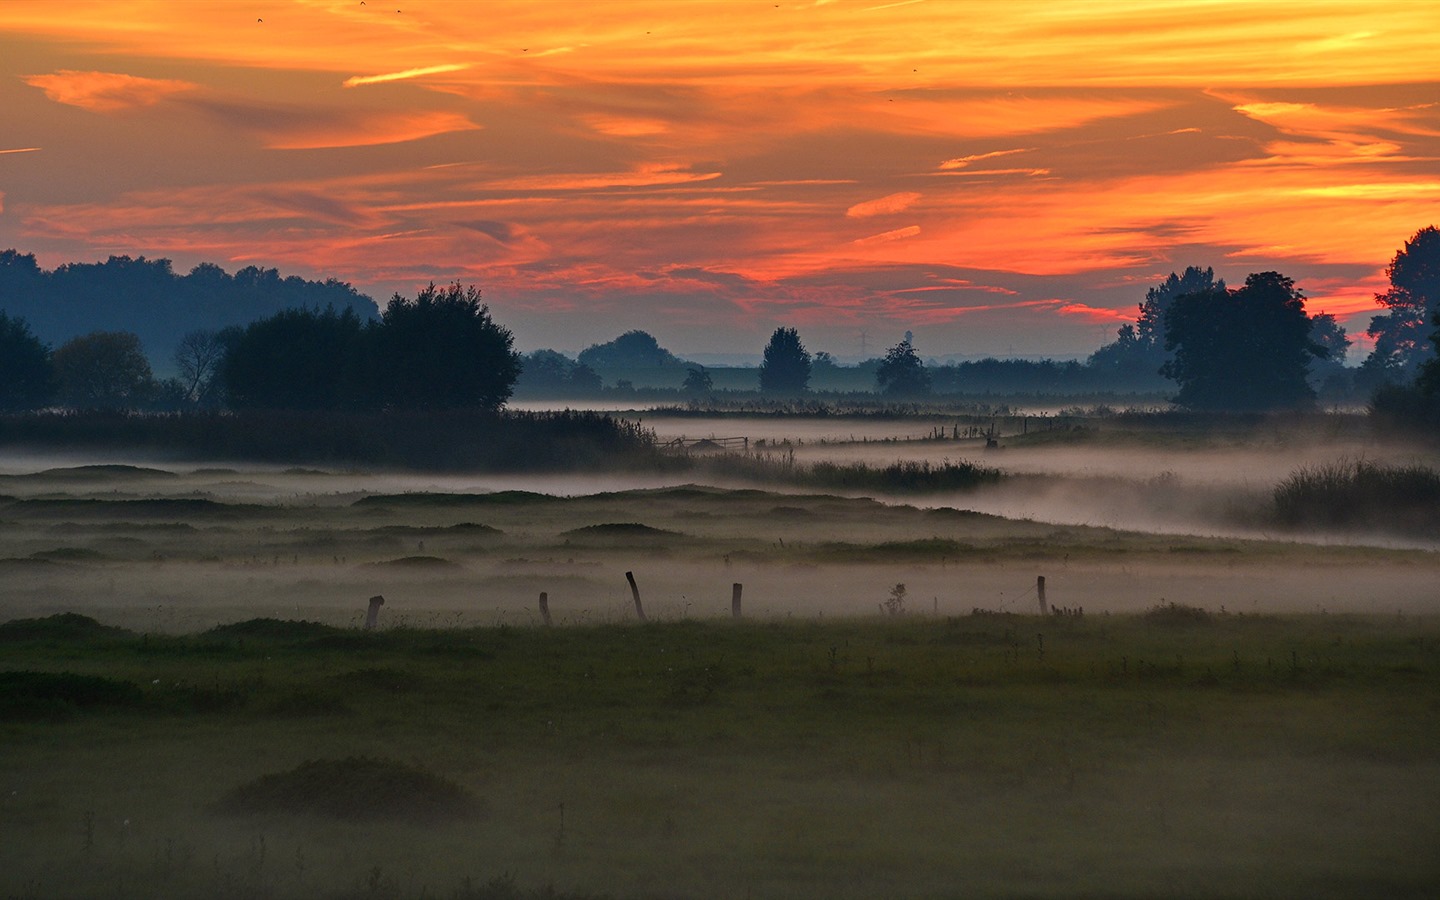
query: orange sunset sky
[{"left": 1, "top": 1, "right": 1437, "bottom": 359}]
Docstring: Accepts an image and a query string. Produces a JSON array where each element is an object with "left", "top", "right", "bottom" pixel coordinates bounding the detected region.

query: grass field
[
  {"left": 1, "top": 421, "right": 1437, "bottom": 898},
  {"left": 2, "top": 610, "right": 1437, "bottom": 899}
]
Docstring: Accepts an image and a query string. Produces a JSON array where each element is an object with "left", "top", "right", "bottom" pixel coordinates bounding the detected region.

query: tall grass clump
[
  {"left": 701, "top": 453, "right": 1001, "bottom": 493},
  {"left": 1273, "top": 458, "right": 1440, "bottom": 531}
]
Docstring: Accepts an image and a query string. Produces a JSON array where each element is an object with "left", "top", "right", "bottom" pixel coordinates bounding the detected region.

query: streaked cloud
[
  {"left": 262, "top": 110, "right": 481, "bottom": 150},
  {"left": 1054, "top": 302, "right": 1131, "bottom": 323},
  {"left": 853, "top": 225, "right": 921, "bottom": 245},
  {"left": 344, "top": 64, "right": 471, "bottom": 88},
  {"left": 24, "top": 70, "right": 195, "bottom": 112},
  {"left": 0, "top": 147, "right": 42, "bottom": 154},
  {"left": 481, "top": 163, "right": 722, "bottom": 192},
  {"left": 847, "top": 192, "right": 921, "bottom": 218},
  {"left": 940, "top": 149, "right": 1031, "bottom": 170}
]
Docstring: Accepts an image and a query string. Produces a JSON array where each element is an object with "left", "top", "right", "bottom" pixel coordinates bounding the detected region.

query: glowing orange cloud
[
  {"left": 24, "top": 70, "right": 194, "bottom": 112},
  {"left": 0, "top": 147, "right": 42, "bottom": 154},
  {"left": 1055, "top": 303, "right": 1132, "bottom": 324}
]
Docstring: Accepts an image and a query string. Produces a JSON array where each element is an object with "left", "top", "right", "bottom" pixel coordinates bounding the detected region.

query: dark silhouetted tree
[
  {"left": 1089, "top": 266, "right": 1224, "bottom": 385},
  {"left": 1371, "top": 309, "right": 1440, "bottom": 432},
  {"left": 173, "top": 329, "right": 228, "bottom": 403},
  {"left": 1161, "top": 272, "right": 1321, "bottom": 411},
  {"left": 516, "top": 349, "right": 574, "bottom": 392},
  {"left": 1360, "top": 225, "right": 1440, "bottom": 386},
  {"left": 577, "top": 330, "right": 683, "bottom": 370},
  {"left": 758, "top": 327, "right": 812, "bottom": 394},
  {"left": 221, "top": 307, "right": 372, "bottom": 410},
  {"left": 876, "top": 338, "right": 931, "bottom": 397},
  {"left": 0, "top": 312, "right": 53, "bottom": 410},
  {"left": 53, "top": 331, "right": 156, "bottom": 410},
  {"left": 1307, "top": 312, "right": 1353, "bottom": 397},
  {"left": 515, "top": 350, "right": 605, "bottom": 396},
  {"left": 682, "top": 365, "right": 714, "bottom": 396},
  {"left": 376, "top": 283, "right": 520, "bottom": 411},
  {"left": 568, "top": 362, "right": 603, "bottom": 393}
]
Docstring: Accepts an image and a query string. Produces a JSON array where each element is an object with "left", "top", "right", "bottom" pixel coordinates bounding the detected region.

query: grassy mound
[
  {"left": 217, "top": 757, "right": 481, "bottom": 822},
  {"left": 0, "top": 612, "right": 132, "bottom": 643},
  {"left": 34, "top": 464, "right": 177, "bottom": 480},
  {"left": 203, "top": 618, "right": 341, "bottom": 641},
  {"left": 353, "top": 491, "right": 556, "bottom": 508},
  {"left": 368, "top": 555, "right": 463, "bottom": 569},
  {"left": 561, "top": 522, "right": 680, "bottom": 538},
  {"left": 29, "top": 547, "right": 111, "bottom": 562}
]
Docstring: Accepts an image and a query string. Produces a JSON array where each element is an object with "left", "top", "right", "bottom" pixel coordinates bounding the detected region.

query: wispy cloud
[
  {"left": 940, "top": 149, "right": 1031, "bottom": 169},
  {"left": 264, "top": 111, "right": 481, "bottom": 150},
  {"left": 24, "top": 70, "right": 195, "bottom": 112},
  {"left": 0, "top": 147, "right": 42, "bottom": 154},
  {"left": 343, "top": 64, "right": 470, "bottom": 88},
  {"left": 853, "top": 225, "right": 921, "bottom": 245},
  {"left": 846, "top": 192, "right": 921, "bottom": 218},
  {"left": 482, "top": 163, "right": 722, "bottom": 192}
]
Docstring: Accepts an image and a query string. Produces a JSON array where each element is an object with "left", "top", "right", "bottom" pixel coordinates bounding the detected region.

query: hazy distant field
[{"left": 2, "top": 414, "right": 1437, "bottom": 898}]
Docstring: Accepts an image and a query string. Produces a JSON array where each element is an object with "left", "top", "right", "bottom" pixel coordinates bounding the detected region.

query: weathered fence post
[
  {"left": 365, "top": 594, "right": 385, "bottom": 630},
  {"left": 538, "top": 592, "right": 552, "bottom": 627},
  {"left": 732, "top": 583, "right": 743, "bottom": 619},
  {"left": 625, "top": 571, "right": 647, "bottom": 621},
  {"left": 1036, "top": 576, "right": 1048, "bottom": 615}
]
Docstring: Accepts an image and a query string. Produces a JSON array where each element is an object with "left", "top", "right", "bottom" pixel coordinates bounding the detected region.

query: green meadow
[
  {"left": 2, "top": 610, "right": 1438, "bottom": 899},
  {"left": 1, "top": 423, "right": 1438, "bottom": 899}
]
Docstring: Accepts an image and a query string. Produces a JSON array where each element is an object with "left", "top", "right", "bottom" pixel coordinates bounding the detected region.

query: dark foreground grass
[{"left": 1, "top": 612, "right": 1438, "bottom": 899}]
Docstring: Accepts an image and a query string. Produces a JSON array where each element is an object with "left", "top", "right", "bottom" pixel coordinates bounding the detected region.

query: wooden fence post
[
  {"left": 365, "top": 594, "right": 384, "bottom": 630},
  {"left": 732, "top": 583, "right": 743, "bottom": 619},
  {"left": 538, "top": 592, "right": 552, "bottom": 627},
  {"left": 1036, "top": 576, "right": 1048, "bottom": 615},
  {"left": 625, "top": 571, "right": 647, "bottom": 621}
]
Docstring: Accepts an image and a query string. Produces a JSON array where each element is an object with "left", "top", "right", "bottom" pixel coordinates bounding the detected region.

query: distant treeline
[
  {"left": 0, "top": 409, "right": 661, "bottom": 472},
  {"left": 0, "top": 251, "right": 377, "bottom": 365},
  {"left": 3, "top": 226, "right": 1438, "bottom": 422}
]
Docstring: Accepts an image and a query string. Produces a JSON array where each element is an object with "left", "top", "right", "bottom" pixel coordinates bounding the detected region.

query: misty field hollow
[{"left": 0, "top": 434, "right": 1438, "bottom": 899}]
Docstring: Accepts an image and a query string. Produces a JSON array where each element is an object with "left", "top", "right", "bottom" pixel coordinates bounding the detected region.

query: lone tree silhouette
[
  {"left": 682, "top": 365, "right": 714, "bottom": 395},
  {"left": 1162, "top": 271, "right": 1322, "bottom": 411},
  {"left": 876, "top": 337, "right": 930, "bottom": 397},
  {"left": 377, "top": 282, "right": 520, "bottom": 411},
  {"left": 758, "top": 327, "right": 812, "bottom": 394},
  {"left": 53, "top": 331, "right": 156, "bottom": 411}
]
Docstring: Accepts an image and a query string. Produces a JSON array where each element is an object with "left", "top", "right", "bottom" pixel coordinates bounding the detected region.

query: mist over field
[{"left": 2, "top": 411, "right": 1437, "bottom": 633}]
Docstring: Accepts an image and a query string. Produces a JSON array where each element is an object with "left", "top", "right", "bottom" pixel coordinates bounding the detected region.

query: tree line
[
  {"left": 0, "top": 251, "right": 376, "bottom": 363},
  {"left": 2, "top": 226, "right": 1437, "bottom": 417},
  {"left": 0, "top": 283, "right": 519, "bottom": 413}
]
